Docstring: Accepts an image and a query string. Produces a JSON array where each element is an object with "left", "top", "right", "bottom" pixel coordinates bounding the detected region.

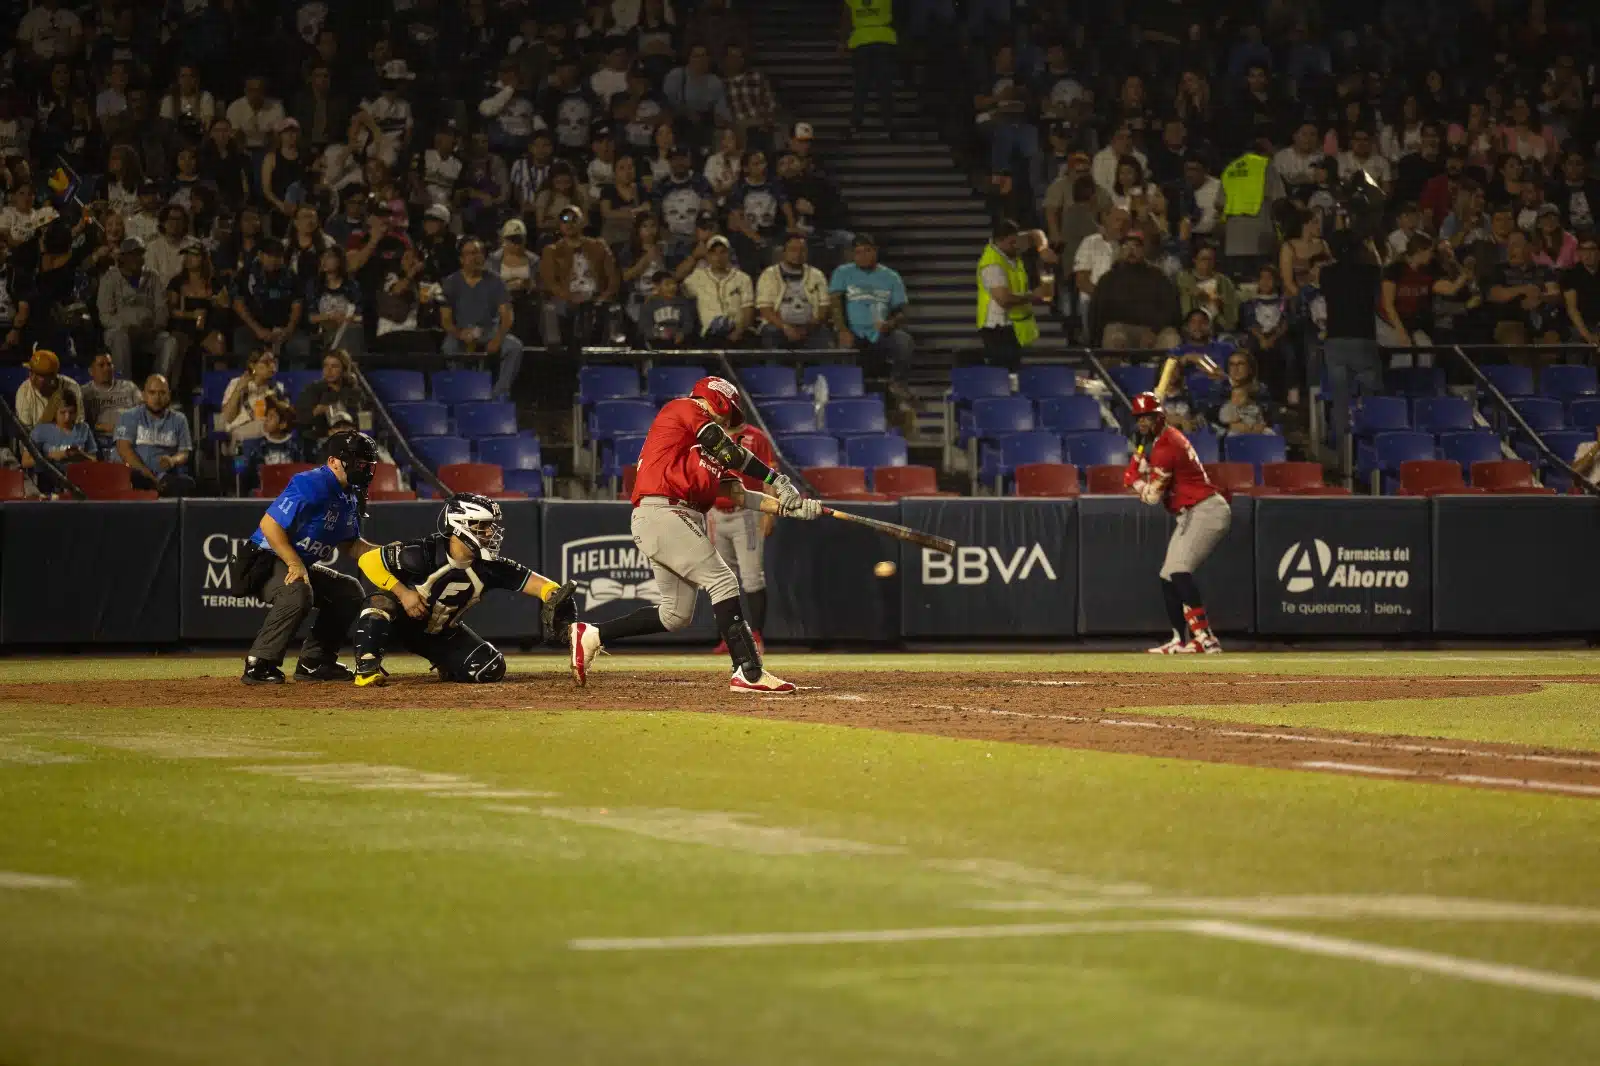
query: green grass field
[{"left": 1, "top": 651, "right": 1598, "bottom": 1064}]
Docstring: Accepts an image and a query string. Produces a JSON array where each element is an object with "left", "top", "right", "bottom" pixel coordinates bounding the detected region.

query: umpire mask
[
  {"left": 327, "top": 430, "right": 380, "bottom": 490},
  {"left": 443, "top": 492, "right": 505, "bottom": 561}
]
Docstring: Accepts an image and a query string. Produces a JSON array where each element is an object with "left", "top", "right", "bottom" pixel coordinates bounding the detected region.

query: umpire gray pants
[
  {"left": 631, "top": 497, "right": 742, "bottom": 631},
  {"left": 247, "top": 557, "right": 364, "bottom": 664},
  {"left": 1159, "top": 494, "right": 1232, "bottom": 579},
  {"left": 708, "top": 506, "right": 766, "bottom": 593}
]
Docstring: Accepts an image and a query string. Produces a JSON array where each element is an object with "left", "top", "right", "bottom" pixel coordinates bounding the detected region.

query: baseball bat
[
  {"left": 1154, "top": 355, "right": 1180, "bottom": 401},
  {"left": 755, "top": 495, "right": 957, "bottom": 554}
]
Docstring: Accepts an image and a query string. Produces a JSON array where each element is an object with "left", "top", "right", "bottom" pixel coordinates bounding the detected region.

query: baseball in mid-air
[{"left": 873, "top": 560, "right": 896, "bottom": 578}]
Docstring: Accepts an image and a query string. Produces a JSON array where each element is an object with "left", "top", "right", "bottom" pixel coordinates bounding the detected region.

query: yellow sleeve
[
  {"left": 359, "top": 547, "right": 400, "bottom": 591},
  {"left": 528, "top": 575, "right": 560, "bottom": 601}
]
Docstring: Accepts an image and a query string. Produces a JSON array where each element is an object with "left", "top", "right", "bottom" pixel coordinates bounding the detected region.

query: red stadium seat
[
  {"left": 1206, "top": 461, "right": 1257, "bottom": 494},
  {"left": 366, "top": 489, "right": 416, "bottom": 501},
  {"left": 258, "top": 463, "right": 316, "bottom": 498},
  {"left": 104, "top": 488, "right": 160, "bottom": 500},
  {"left": 438, "top": 463, "right": 526, "bottom": 499},
  {"left": 1263, "top": 461, "right": 1326, "bottom": 492},
  {"left": 1399, "top": 459, "right": 1484, "bottom": 496},
  {"left": 1085, "top": 464, "right": 1132, "bottom": 494},
  {"left": 874, "top": 465, "right": 950, "bottom": 497},
  {"left": 64, "top": 461, "right": 132, "bottom": 499},
  {"left": 0, "top": 467, "right": 23, "bottom": 499},
  {"left": 1014, "top": 462, "right": 1080, "bottom": 497},
  {"left": 370, "top": 462, "right": 402, "bottom": 493},
  {"left": 1471, "top": 459, "right": 1557, "bottom": 494},
  {"left": 803, "top": 465, "right": 886, "bottom": 500}
]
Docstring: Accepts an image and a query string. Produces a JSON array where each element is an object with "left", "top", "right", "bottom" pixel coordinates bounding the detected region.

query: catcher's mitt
[{"left": 540, "top": 581, "right": 579, "bottom": 646}]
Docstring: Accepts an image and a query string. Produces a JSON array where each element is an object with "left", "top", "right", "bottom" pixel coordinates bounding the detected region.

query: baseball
[{"left": 873, "top": 560, "right": 897, "bottom": 578}]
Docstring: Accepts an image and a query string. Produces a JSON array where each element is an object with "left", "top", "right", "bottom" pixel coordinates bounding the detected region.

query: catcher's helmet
[
  {"left": 443, "top": 492, "right": 505, "bottom": 561},
  {"left": 690, "top": 375, "right": 744, "bottom": 427},
  {"left": 325, "top": 430, "right": 380, "bottom": 488}
]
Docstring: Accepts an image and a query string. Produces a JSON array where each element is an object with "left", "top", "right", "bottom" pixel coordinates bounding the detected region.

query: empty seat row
[
  {"left": 390, "top": 401, "right": 519, "bottom": 439},
  {"left": 1478, "top": 363, "right": 1598, "bottom": 402},
  {"left": 947, "top": 364, "right": 1082, "bottom": 402},
  {"left": 957, "top": 395, "right": 1105, "bottom": 441},
  {"left": 759, "top": 396, "right": 889, "bottom": 437},
  {"left": 364, "top": 369, "right": 499, "bottom": 406},
  {"left": 777, "top": 433, "right": 907, "bottom": 470},
  {"left": 742, "top": 364, "right": 865, "bottom": 399},
  {"left": 1009, "top": 460, "right": 1348, "bottom": 497},
  {"left": 800, "top": 464, "right": 948, "bottom": 499}
]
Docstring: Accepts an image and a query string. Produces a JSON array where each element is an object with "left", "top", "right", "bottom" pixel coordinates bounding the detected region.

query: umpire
[{"left": 232, "top": 431, "right": 383, "bottom": 684}]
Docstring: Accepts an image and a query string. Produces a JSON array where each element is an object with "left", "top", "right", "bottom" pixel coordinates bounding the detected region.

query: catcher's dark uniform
[{"left": 357, "top": 534, "right": 537, "bottom": 682}]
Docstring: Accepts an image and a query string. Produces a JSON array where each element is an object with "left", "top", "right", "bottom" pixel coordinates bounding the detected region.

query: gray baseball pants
[
  {"left": 708, "top": 506, "right": 766, "bottom": 593},
  {"left": 631, "top": 497, "right": 742, "bottom": 631},
  {"left": 246, "top": 557, "right": 364, "bottom": 663},
  {"left": 1159, "top": 493, "right": 1232, "bottom": 579}
]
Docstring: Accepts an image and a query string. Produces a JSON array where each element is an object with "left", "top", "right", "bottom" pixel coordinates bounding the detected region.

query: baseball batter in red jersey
[
  {"left": 569, "top": 376, "right": 820, "bottom": 691},
  {"left": 710, "top": 423, "right": 776, "bottom": 651},
  {"left": 1123, "top": 391, "right": 1232, "bottom": 653}
]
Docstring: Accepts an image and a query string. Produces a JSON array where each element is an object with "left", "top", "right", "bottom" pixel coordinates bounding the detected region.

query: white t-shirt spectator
[
  {"left": 1073, "top": 232, "right": 1117, "bottom": 288},
  {"left": 590, "top": 67, "right": 628, "bottom": 108},
  {"left": 1338, "top": 151, "right": 1392, "bottom": 188},
  {"left": 419, "top": 149, "right": 463, "bottom": 207},
  {"left": 1273, "top": 146, "right": 1319, "bottom": 189},
  {"left": 16, "top": 4, "right": 82, "bottom": 60},
  {"left": 159, "top": 91, "right": 218, "bottom": 128},
  {"left": 226, "top": 96, "right": 288, "bottom": 151},
  {"left": 360, "top": 95, "right": 414, "bottom": 167}
]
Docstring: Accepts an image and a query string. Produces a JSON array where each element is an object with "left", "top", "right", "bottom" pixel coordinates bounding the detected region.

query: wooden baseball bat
[
  {"left": 755, "top": 495, "right": 957, "bottom": 554},
  {"left": 1153, "top": 355, "right": 1180, "bottom": 401}
]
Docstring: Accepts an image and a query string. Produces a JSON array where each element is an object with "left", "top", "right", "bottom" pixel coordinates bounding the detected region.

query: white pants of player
[
  {"left": 631, "top": 497, "right": 742, "bottom": 631},
  {"left": 1159, "top": 493, "right": 1232, "bottom": 578},
  {"left": 707, "top": 506, "right": 766, "bottom": 593}
]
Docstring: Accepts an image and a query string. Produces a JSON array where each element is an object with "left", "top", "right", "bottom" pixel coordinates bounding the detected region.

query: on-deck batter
[
  {"left": 569, "top": 376, "right": 820, "bottom": 692},
  {"left": 1123, "top": 391, "right": 1231, "bottom": 653}
]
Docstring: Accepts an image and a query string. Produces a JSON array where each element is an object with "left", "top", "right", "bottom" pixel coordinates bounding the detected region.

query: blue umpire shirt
[{"left": 248, "top": 465, "right": 362, "bottom": 564}]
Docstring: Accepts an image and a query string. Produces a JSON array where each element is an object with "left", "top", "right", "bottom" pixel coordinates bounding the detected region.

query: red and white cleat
[
  {"left": 1146, "top": 634, "right": 1196, "bottom": 654},
  {"left": 729, "top": 669, "right": 796, "bottom": 693},
  {"left": 570, "top": 622, "right": 602, "bottom": 685},
  {"left": 1192, "top": 631, "right": 1223, "bottom": 654}
]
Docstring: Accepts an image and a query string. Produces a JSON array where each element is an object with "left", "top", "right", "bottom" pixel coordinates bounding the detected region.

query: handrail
[
  {"left": 346, "top": 361, "right": 452, "bottom": 500},
  {"left": 1, "top": 391, "right": 85, "bottom": 499},
  {"left": 1450, "top": 346, "right": 1599, "bottom": 499}
]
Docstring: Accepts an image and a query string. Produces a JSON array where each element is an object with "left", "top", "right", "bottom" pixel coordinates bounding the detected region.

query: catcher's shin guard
[
  {"left": 712, "top": 596, "right": 762, "bottom": 684},
  {"left": 353, "top": 599, "right": 394, "bottom": 680}
]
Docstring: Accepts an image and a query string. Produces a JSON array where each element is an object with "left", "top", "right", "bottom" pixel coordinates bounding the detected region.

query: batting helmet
[
  {"left": 690, "top": 376, "right": 744, "bottom": 427},
  {"left": 1130, "top": 391, "right": 1164, "bottom": 419}
]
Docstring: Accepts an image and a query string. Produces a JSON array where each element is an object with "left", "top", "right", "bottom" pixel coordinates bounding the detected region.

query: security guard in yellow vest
[
  {"left": 840, "top": 0, "right": 897, "bottom": 138},
  {"left": 976, "top": 220, "right": 1052, "bottom": 369},
  {"left": 1220, "top": 151, "right": 1269, "bottom": 218}
]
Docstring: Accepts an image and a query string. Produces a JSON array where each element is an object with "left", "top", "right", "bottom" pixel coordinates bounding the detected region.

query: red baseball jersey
[
  {"left": 714, "top": 425, "right": 775, "bottom": 510},
  {"left": 1123, "top": 425, "right": 1219, "bottom": 514},
  {"left": 631, "top": 398, "right": 729, "bottom": 511}
]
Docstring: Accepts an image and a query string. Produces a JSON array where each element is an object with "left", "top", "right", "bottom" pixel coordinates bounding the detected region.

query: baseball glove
[{"left": 540, "top": 580, "right": 579, "bottom": 646}]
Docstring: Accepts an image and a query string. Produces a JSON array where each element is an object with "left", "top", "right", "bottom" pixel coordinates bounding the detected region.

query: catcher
[
  {"left": 351, "top": 493, "right": 578, "bottom": 685},
  {"left": 1124, "top": 391, "right": 1231, "bottom": 654}
]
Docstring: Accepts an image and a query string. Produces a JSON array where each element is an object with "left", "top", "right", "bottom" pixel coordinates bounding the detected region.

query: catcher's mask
[{"left": 442, "top": 492, "right": 505, "bottom": 561}]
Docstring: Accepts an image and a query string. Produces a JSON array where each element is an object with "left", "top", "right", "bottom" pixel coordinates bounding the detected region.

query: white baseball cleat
[
  {"left": 729, "top": 668, "right": 797, "bottom": 693},
  {"left": 1146, "top": 634, "right": 1196, "bottom": 654},
  {"left": 1193, "top": 631, "right": 1223, "bottom": 654},
  {"left": 570, "top": 622, "right": 602, "bottom": 685}
]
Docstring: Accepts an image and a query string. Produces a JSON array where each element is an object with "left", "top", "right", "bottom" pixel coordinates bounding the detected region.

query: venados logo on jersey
[
  {"left": 563, "top": 535, "right": 661, "bottom": 608},
  {"left": 921, "top": 545, "right": 1057, "bottom": 586},
  {"left": 1277, "top": 539, "right": 1412, "bottom": 594}
]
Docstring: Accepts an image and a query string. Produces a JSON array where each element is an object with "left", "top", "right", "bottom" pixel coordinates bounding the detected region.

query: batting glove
[
  {"left": 769, "top": 473, "right": 802, "bottom": 507},
  {"left": 781, "top": 496, "right": 823, "bottom": 520}
]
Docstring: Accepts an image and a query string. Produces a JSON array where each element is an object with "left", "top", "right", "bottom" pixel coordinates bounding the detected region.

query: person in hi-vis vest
[
  {"left": 839, "top": 0, "right": 898, "bottom": 139},
  {"left": 976, "top": 219, "right": 1056, "bottom": 369}
]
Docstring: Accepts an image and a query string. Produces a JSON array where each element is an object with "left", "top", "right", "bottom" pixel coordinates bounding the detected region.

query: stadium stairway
[{"left": 750, "top": 0, "right": 994, "bottom": 450}]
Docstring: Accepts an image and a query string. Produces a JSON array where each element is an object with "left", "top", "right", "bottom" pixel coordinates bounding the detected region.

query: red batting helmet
[
  {"left": 690, "top": 376, "right": 744, "bottom": 426},
  {"left": 1130, "top": 391, "right": 1164, "bottom": 421}
]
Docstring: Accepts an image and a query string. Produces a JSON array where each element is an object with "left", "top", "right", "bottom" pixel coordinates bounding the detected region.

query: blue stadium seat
[
  {"left": 390, "top": 402, "right": 450, "bottom": 438},
  {"left": 578, "top": 365, "right": 642, "bottom": 403},
  {"left": 413, "top": 435, "right": 472, "bottom": 469},
  {"left": 1569, "top": 397, "right": 1600, "bottom": 431},
  {"left": 1438, "top": 431, "right": 1501, "bottom": 477},
  {"left": 1017, "top": 365, "right": 1076, "bottom": 399},
  {"left": 1384, "top": 366, "right": 1446, "bottom": 397},
  {"left": 647, "top": 365, "right": 704, "bottom": 403},
  {"left": 803, "top": 364, "right": 865, "bottom": 398},
  {"left": 1371, "top": 431, "right": 1438, "bottom": 493},
  {"left": 1412, "top": 396, "right": 1474, "bottom": 434},
  {"left": 0, "top": 365, "right": 30, "bottom": 399},
  {"left": 279, "top": 370, "right": 320, "bottom": 402},
  {"left": 824, "top": 397, "right": 887, "bottom": 436},
  {"left": 779, "top": 434, "right": 840, "bottom": 468},
  {"left": 1065, "top": 431, "right": 1130, "bottom": 470},
  {"left": 741, "top": 365, "right": 799, "bottom": 399},
  {"left": 1479, "top": 364, "right": 1534, "bottom": 398},
  {"left": 760, "top": 400, "right": 817, "bottom": 435},
  {"left": 198, "top": 369, "right": 235, "bottom": 407},
  {"left": 970, "top": 396, "right": 1035, "bottom": 439},
  {"left": 366, "top": 369, "right": 426, "bottom": 405},
  {"left": 845, "top": 433, "right": 908, "bottom": 470},
  {"left": 948, "top": 365, "right": 1011, "bottom": 403},
  {"left": 601, "top": 435, "right": 648, "bottom": 481},
  {"left": 476, "top": 435, "right": 541, "bottom": 470},
  {"left": 1540, "top": 430, "right": 1590, "bottom": 466},
  {"left": 1108, "top": 365, "right": 1158, "bottom": 398},
  {"left": 1540, "top": 364, "right": 1598, "bottom": 404},
  {"left": 1510, "top": 397, "right": 1565, "bottom": 434},
  {"left": 1223, "top": 433, "right": 1288, "bottom": 476},
  {"left": 1188, "top": 426, "right": 1220, "bottom": 464},
  {"left": 454, "top": 401, "right": 518, "bottom": 439},
  {"left": 1037, "top": 394, "right": 1102, "bottom": 434},
  {"left": 1000, "top": 431, "right": 1063, "bottom": 472},
  {"left": 1353, "top": 395, "right": 1410, "bottom": 438},
  {"left": 589, "top": 399, "right": 656, "bottom": 440},
  {"left": 502, "top": 468, "right": 544, "bottom": 497},
  {"left": 430, "top": 370, "right": 493, "bottom": 405},
  {"left": 1186, "top": 369, "right": 1228, "bottom": 408}
]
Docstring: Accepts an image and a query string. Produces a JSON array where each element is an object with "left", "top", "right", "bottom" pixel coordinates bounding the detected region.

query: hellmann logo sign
[{"left": 921, "top": 545, "right": 1057, "bottom": 586}]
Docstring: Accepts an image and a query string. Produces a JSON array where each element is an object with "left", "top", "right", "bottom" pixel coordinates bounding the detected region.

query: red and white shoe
[
  {"left": 1146, "top": 633, "right": 1196, "bottom": 654},
  {"left": 729, "top": 668, "right": 796, "bottom": 693},
  {"left": 570, "top": 622, "right": 602, "bottom": 685},
  {"left": 1192, "top": 630, "right": 1223, "bottom": 654}
]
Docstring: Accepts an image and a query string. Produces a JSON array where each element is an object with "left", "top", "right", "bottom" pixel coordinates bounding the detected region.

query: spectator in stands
[
  {"left": 974, "top": 44, "right": 1040, "bottom": 197},
  {"left": 1092, "top": 126, "right": 1145, "bottom": 196},
  {"left": 166, "top": 240, "right": 228, "bottom": 380},
  {"left": 373, "top": 246, "right": 434, "bottom": 354},
  {"left": 414, "top": 205, "right": 460, "bottom": 286},
  {"left": 221, "top": 349, "right": 285, "bottom": 444},
  {"left": 81, "top": 352, "right": 141, "bottom": 442},
  {"left": 489, "top": 218, "right": 538, "bottom": 339},
  {"left": 639, "top": 270, "right": 697, "bottom": 348},
  {"left": 114, "top": 373, "right": 194, "bottom": 497},
  {"left": 682, "top": 235, "right": 754, "bottom": 345},
  {"left": 532, "top": 163, "right": 590, "bottom": 244},
  {"left": 1218, "top": 383, "right": 1272, "bottom": 438},
  {"left": 14, "top": 349, "right": 83, "bottom": 433},
  {"left": 97, "top": 237, "right": 177, "bottom": 380},
  {"left": 841, "top": 0, "right": 898, "bottom": 139},
  {"left": 538, "top": 206, "right": 621, "bottom": 350},
  {"left": 1218, "top": 137, "right": 1283, "bottom": 276},
  {"left": 286, "top": 204, "right": 336, "bottom": 286},
  {"left": 1278, "top": 208, "right": 1330, "bottom": 302},
  {"left": 620, "top": 211, "right": 667, "bottom": 324},
  {"left": 444, "top": 237, "right": 524, "bottom": 399},
  {"left": 358, "top": 60, "right": 417, "bottom": 168},
  {"left": 1489, "top": 230, "right": 1563, "bottom": 348},
  {"left": 597, "top": 153, "right": 648, "bottom": 249},
  {"left": 198, "top": 118, "right": 252, "bottom": 214},
  {"left": 615, "top": 62, "right": 670, "bottom": 156},
  {"left": 158, "top": 64, "right": 218, "bottom": 133},
  {"left": 239, "top": 397, "right": 302, "bottom": 493},
  {"left": 1420, "top": 148, "right": 1470, "bottom": 232},
  {"left": 1393, "top": 123, "right": 1445, "bottom": 208},
  {"left": 225, "top": 75, "right": 285, "bottom": 160},
  {"left": 26, "top": 389, "right": 96, "bottom": 488},
  {"left": 723, "top": 44, "right": 781, "bottom": 154},
  {"left": 664, "top": 43, "right": 731, "bottom": 148},
  {"left": 1240, "top": 264, "right": 1290, "bottom": 386},
  {"left": 777, "top": 145, "right": 852, "bottom": 262},
  {"left": 757, "top": 234, "right": 833, "bottom": 349},
  {"left": 1072, "top": 205, "right": 1128, "bottom": 331},
  {"left": 1531, "top": 206, "right": 1577, "bottom": 271},
  {"left": 306, "top": 247, "right": 364, "bottom": 360},
  {"left": 1274, "top": 122, "right": 1322, "bottom": 191},
  {"left": 509, "top": 129, "right": 555, "bottom": 216},
  {"left": 293, "top": 62, "right": 351, "bottom": 156},
  {"left": 145, "top": 204, "right": 190, "bottom": 288},
  {"left": 1564, "top": 236, "right": 1600, "bottom": 348},
  {"left": 1087, "top": 233, "right": 1181, "bottom": 353},
  {"left": 1387, "top": 202, "right": 1421, "bottom": 260},
  {"left": 124, "top": 180, "right": 164, "bottom": 245},
  {"left": 1321, "top": 236, "right": 1381, "bottom": 473},
  {"left": 1440, "top": 180, "right": 1490, "bottom": 245},
  {"left": 1497, "top": 94, "right": 1554, "bottom": 166},
  {"left": 233, "top": 238, "right": 310, "bottom": 367},
  {"left": 654, "top": 144, "right": 715, "bottom": 256},
  {"left": 1379, "top": 235, "right": 1474, "bottom": 357},
  {"left": 1046, "top": 175, "right": 1102, "bottom": 279},
  {"left": 480, "top": 62, "right": 539, "bottom": 157},
  {"left": 1173, "top": 310, "right": 1233, "bottom": 368},
  {"left": 1174, "top": 154, "right": 1221, "bottom": 246},
  {"left": 703, "top": 127, "right": 744, "bottom": 202},
  {"left": 830, "top": 233, "right": 912, "bottom": 389},
  {"left": 1177, "top": 245, "right": 1239, "bottom": 332},
  {"left": 727, "top": 148, "right": 793, "bottom": 266},
  {"left": 1550, "top": 153, "right": 1599, "bottom": 235}
]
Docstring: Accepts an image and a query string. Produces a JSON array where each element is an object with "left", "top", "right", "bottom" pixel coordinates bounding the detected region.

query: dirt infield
[{"left": 5, "top": 670, "right": 1599, "bottom": 797}]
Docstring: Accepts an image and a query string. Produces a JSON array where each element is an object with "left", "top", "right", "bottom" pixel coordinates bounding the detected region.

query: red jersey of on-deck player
[
  {"left": 713, "top": 424, "right": 775, "bottom": 510},
  {"left": 1122, "top": 425, "right": 1219, "bottom": 514},
  {"left": 631, "top": 397, "right": 730, "bottom": 511}
]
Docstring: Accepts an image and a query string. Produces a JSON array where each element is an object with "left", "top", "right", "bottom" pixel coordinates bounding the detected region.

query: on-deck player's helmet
[
  {"left": 1130, "top": 391, "right": 1165, "bottom": 428},
  {"left": 443, "top": 492, "right": 505, "bottom": 561},
  {"left": 690, "top": 375, "right": 744, "bottom": 427}
]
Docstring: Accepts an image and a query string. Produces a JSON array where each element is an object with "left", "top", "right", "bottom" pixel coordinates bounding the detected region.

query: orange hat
[{"left": 24, "top": 349, "right": 59, "bottom": 374}]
